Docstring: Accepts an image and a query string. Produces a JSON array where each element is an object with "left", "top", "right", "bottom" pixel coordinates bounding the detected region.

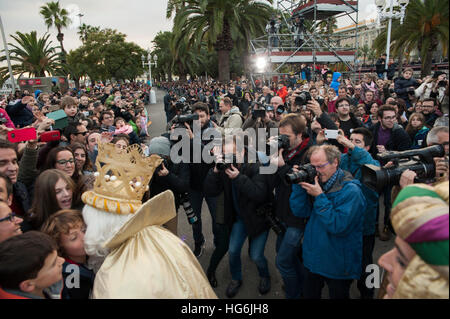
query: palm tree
[
  {"left": 171, "top": 0, "right": 273, "bottom": 82},
  {"left": 78, "top": 24, "right": 101, "bottom": 43},
  {"left": 318, "top": 17, "right": 337, "bottom": 41},
  {"left": 40, "top": 1, "right": 72, "bottom": 55},
  {"left": 358, "top": 44, "right": 371, "bottom": 65},
  {"left": 373, "top": 0, "right": 448, "bottom": 77},
  {"left": 0, "top": 31, "right": 62, "bottom": 85}
]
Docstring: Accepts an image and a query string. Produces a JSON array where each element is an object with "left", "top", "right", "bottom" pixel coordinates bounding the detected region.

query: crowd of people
[{"left": 0, "top": 64, "right": 448, "bottom": 299}]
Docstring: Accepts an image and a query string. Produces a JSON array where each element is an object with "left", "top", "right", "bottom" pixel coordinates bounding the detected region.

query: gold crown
[{"left": 82, "top": 142, "right": 163, "bottom": 214}]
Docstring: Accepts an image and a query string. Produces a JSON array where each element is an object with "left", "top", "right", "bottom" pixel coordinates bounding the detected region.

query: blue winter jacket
[
  {"left": 340, "top": 147, "right": 380, "bottom": 236},
  {"left": 330, "top": 72, "right": 342, "bottom": 95},
  {"left": 289, "top": 170, "right": 365, "bottom": 280}
]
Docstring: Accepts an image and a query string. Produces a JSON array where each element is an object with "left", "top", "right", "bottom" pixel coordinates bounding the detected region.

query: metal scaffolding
[{"left": 250, "top": 0, "right": 359, "bottom": 85}]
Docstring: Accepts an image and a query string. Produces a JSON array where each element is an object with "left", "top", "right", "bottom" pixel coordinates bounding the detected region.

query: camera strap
[{"left": 285, "top": 137, "right": 310, "bottom": 162}]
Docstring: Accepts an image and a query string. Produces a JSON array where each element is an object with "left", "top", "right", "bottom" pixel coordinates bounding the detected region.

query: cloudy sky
[{"left": 1, "top": 0, "right": 378, "bottom": 52}]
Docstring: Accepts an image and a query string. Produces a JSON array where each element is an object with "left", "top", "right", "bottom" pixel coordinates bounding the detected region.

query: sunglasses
[
  {"left": 76, "top": 131, "right": 88, "bottom": 136},
  {"left": 0, "top": 212, "right": 17, "bottom": 223}
]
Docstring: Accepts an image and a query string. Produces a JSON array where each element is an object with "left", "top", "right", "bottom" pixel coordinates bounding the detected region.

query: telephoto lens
[{"left": 181, "top": 193, "right": 198, "bottom": 224}]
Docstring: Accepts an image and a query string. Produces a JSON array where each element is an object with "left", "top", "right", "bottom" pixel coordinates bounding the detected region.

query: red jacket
[{"left": 276, "top": 86, "right": 288, "bottom": 103}]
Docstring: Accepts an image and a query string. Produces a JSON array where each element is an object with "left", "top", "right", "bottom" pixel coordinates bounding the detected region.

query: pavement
[{"left": 145, "top": 89, "right": 395, "bottom": 299}]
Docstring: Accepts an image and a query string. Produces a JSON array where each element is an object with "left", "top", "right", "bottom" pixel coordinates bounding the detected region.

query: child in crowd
[
  {"left": 326, "top": 88, "right": 338, "bottom": 113},
  {"left": 0, "top": 231, "right": 65, "bottom": 299},
  {"left": 361, "top": 73, "right": 379, "bottom": 101},
  {"left": 114, "top": 117, "right": 133, "bottom": 135},
  {"left": 405, "top": 112, "right": 430, "bottom": 149},
  {"left": 41, "top": 209, "right": 95, "bottom": 299}
]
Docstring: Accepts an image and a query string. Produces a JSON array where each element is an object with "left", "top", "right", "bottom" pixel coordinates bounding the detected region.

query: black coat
[
  {"left": 268, "top": 137, "right": 313, "bottom": 229},
  {"left": 394, "top": 76, "right": 418, "bottom": 102},
  {"left": 203, "top": 161, "right": 270, "bottom": 238},
  {"left": 369, "top": 122, "right": 412, "bottom": 158},
  {"left": 14, "top": 181, "right": 33, "bottom": 232},
  {"left": 149, "top": 161, "right": 190, "bottom": 209},
  {"left": 376, "top": 58, "right": 386, "bottom": 74},
  {"left": 6, "top": 100, "right": 34, "bottom": 128}
]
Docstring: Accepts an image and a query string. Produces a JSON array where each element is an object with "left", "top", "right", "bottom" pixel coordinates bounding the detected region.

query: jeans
[
  {"left": 189, "top": 190, "right": 218, "bottom": 245},
  {"left": 228, "top": 217, "right": 270, "bottom": 281},
  {"left": 357, "top": 234, "right": 376, "bottom": 299},
  {"left": 303, "top": 267, "right": 353, "bottom": 299},
  {"left": 275, "top": 226, "right": 304, "bottom": 299},
  {"left": 207, "top": 223, "right": 231, "bottom": 275}
]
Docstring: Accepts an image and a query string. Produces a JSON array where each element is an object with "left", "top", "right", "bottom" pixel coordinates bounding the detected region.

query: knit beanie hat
[
  {"left": 148, "top": 136, "right": 171, "bottom": 158},
  {"left": 390, "top": 181, "right": 449, "bottom": 299}
]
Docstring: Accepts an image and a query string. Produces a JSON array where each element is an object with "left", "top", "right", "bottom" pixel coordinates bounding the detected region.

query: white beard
[{"left": 82, "top": 205, "right": 133, "bottom": 273}]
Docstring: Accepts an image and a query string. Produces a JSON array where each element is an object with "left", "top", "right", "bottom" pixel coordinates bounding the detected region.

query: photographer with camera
[
  {"left": 368, "top": 104, "right": 411, "bottom": 240},
  {"left": 204, "top": 134, "right": 271, "bottom": 298},
  {"left": 292, "top": 15, "right": 305, "bottom": 49},
  {"left": 242, "top": 101, "right": 278, "bottom": 145},
  {"left": 289, "top": 145, "right": 366, "bottom": 299},
  {"left": 147, "top": 136, "right": 190, "bottom": 236},
  {"left": 173, "top": 102, "right": 221, "bottom": 260},
  {"left": 337, "top": 128, "right": 380, "bottom": 299},
  {"left": 394, "top": 68, "right": 419, "bottom": 109},
  {"left": 270, "top": 96, "right": 286, "bottom": 123},
  {"left": 266, "top": 16, "right": 281, "bottom": 49},
  {"left": 415, "top": 71, "right": 448, "bottom": 103},
  {"left": 267, "top": 113, "right": 313, "bottom": 299}
]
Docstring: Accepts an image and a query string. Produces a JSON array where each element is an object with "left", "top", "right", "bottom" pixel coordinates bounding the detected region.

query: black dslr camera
[
  {"left": 285, "top": 163, "right": 317, "bottom": 184},
  {"left": 172, "top": 97, "right": 199, "bottom": 128},
  {"left": 215, "top": 154, "right": 238, "bottom": 171},
  {"left": 256, "top": 202, "right": 285, "bottom": 235},
  {"left": 295, "top": 91, "right": 312, "bottom": 106},
  {"left": 251, "top": 101, "right": 267, "bottom": 119},
  {"left": 361, "top": 144, "right": 445, "bottom": 192}
]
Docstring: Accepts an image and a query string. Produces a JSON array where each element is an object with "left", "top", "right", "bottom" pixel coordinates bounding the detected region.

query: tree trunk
[
  {"left": 179, "top": 74, "right": 187, "bottom": 82},
  {"left": 74, "top": 78, "right": 80, "bottom": 91},
  {"left": 217, "top": 50, "right": 230, "bottom": 83}
]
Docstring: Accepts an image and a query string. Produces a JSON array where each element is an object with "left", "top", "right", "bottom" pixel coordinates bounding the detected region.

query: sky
[{"left": 1, "top": 0, "right": 379, "bottom": 53}]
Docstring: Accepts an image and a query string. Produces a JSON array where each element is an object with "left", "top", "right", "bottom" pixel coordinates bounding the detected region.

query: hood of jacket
[{"left": 332, "top": 72, "right": 342, "bottom": 82}]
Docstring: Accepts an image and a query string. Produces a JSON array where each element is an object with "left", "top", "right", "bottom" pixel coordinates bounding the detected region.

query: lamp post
[
  {"left": 141, "top": 49, "right": 157, "bottom": 86},
  {"left": 375, "top": 0, "right": 409, "bottom": 80},
  {"left": 77, "top": 13, "right": 84, "bottom": 26},
  {"left": 0, "top": 15, "right": 16, "bottom": 92},
  {"left": 141, "top": 49, "right": 158, "bottom": 104}
]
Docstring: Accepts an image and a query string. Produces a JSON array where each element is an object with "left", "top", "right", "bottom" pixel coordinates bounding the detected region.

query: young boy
[
  {"left": 41, "top": 209, "right": 95, "bottom": 299},
  {"left": 0, "top": 231, "right": 64, "bottom": 299}
]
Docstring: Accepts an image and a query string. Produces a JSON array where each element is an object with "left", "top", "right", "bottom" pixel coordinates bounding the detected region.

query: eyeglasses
[
  {"left": 0, "top": 212, "right": 17, "bottom": 223},
  {"left": 56, "top": 158, "right": 75, "bottom": 165},
  {"left": 312, "top": 162, "right": 330, "bottom": 170},
  {"left": 75, "top": 131, "right": 87, "bottom": 136}
]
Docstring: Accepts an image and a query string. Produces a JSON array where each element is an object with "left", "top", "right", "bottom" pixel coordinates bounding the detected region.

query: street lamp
[
  {"left": 141, "top": 50, "right": 157, "bottom": 86},
  {"left": 375, "top": 0, "right": 409, "bottom": 79},
  {"left": 141, "top": 50, "right": 158, "bottom": 104}
]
